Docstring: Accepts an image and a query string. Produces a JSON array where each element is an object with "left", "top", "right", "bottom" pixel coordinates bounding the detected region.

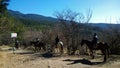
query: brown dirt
[{"left": 0, "top": 46, "right": 120, "bottom": 68}]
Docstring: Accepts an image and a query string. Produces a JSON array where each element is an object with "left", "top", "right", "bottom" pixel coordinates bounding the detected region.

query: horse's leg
[
  {"left": 39, "top": 46, "right": 41, "bottom": 53},
  {"left": 34, "top": 45, "right": 35, "bottom": 52},
  {"left": 37, "top": 46, "right": 39, "bottom": 52},
  {"left": 105, "top": 43, "right": 110, "bottom": 58},
  {"left": 104, "top": 51, "right": 107, "bottom": 62},
  {"left": 60, "top": 44, "right": 63, "bottom": 55},
  {"left": 36, "top": 47, "right": 38, "bottom": 52},
  {"left": 53, "top": 46, "right": 55, "bottom": 54},
  {"left": 41, "top": 46, "right": 44, "bottom": 53},
  {"left": 90, "top": 50, "right": 94, "bottom": 59},
  {"left": 59, "top": 45, "right": 61, "bottom": 55},
  {"left": 35, "top": 46, "right": 37, "bottom": 52},
  {"left": 41, "top": 45, "right": 45, "bottom": 53},
  {"left": 43, "top": 46, "right": 46, "bottom": 52},
  {"left": 58, "top": 44, "right": 60, "bottom": 54},
  {"left": 107, "top": 48, "right": 110, "bottom": 58},
  {"left": 101, "top": 50, "right": 107, "bottom": 62},
  {"left": 61, "top": 45, "right": 63, "bottom": 53}
]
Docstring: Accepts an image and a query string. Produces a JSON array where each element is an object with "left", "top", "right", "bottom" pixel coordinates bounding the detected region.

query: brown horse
[
  {"left": 30, "top": 41, "right": 46, "bottom": 52},
  {"left": 81, "top": 39, "right": 110, "bottom": 62}
]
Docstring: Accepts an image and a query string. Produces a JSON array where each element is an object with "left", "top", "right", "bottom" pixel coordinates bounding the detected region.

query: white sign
[{"left": 11, "top": 33, "right": 17, "bottom": 38}]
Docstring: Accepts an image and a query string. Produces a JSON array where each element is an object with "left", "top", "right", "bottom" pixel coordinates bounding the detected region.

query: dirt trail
[{"left": 0, "top": 49, "right": 120, "bottom": 68}]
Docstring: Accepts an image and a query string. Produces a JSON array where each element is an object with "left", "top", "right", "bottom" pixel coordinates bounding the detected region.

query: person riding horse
[
  {"left": 55, "top": 35, "right": 60, "bottom": 48},
  {"left": 92, "top": 33, "right": 98, "bottom": 48},
  {"left": 54, "top": 35, "right": 63, "bottom": 54},
  {"left": 81, "top": 39, "right": 109, "bottom": 62}
]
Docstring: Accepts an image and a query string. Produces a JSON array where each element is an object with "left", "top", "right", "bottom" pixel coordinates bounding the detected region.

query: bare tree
[
  {"left": 54, "top": 9, "right": 92, "bottom": 55},
  {"left": 78, "top": 9, "right": 92, "bottom": 23}
]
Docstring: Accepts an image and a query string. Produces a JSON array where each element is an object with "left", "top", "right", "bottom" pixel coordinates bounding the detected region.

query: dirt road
[{"left": 0, "top": 48, "right": 120, "bottom": 68}]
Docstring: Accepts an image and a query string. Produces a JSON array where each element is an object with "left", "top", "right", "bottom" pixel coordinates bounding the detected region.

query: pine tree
[{"left": 0, "top": 0, "right": 9, "bottom": 14}]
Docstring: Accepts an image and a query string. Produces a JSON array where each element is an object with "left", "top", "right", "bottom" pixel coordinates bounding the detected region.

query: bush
[{"left": 110, "top": 44, "right": 120, "bottom": 55}]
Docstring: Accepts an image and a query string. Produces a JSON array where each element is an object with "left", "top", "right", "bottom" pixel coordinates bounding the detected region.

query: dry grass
[
  {"left": 0, "top": 45, "right": 12, "bottom": 51},
  {"left": 0, "top": 52, "right": 7, "bottom": 68},
  {"left": 0, "top": 47, "right": 120, "bottom": 68}
]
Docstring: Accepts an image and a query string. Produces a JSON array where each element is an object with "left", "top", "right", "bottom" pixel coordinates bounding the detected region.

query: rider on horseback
[
  {"left": 92, "top": 33, "right": 98, "bottom": 48},
  {"left": 55, "top": 35, "right": 60, "bottom": 47}
]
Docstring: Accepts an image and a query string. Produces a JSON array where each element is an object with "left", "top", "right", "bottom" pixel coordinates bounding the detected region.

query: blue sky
[{"left": 8, "top": 0, "right": 120, "bottom": 23}]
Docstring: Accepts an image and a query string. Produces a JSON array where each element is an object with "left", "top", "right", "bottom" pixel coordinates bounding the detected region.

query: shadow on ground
[
  {"left": 41, "top": 52, "right": 54, "bottom": 58},
  {"left": 17, "top": 52, "right": 35, "bottom": 54},
  {"left": 63, "top": 58, "right": 104, "bottom": 65},
  {"left": 16, "top": 51, "right": 59, "bottom": 58}
]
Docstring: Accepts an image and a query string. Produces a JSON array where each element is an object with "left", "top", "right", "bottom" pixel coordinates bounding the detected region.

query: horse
[
  {"left": 53, "top": 41, "right": 63, "bottom": 55},
  {"left": 81, "top": 39, "right": 110, "bottom": 62},
  {"left": 30, "top": 41, "right": 46, "bottom": 52}
]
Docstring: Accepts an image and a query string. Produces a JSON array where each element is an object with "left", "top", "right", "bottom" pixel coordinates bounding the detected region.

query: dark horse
[
  {"left": 81, "top": 39, "right": 110, "bottom": 62},
  {"left": 30, "top": 41, "right": 46, "bottom": 52}
]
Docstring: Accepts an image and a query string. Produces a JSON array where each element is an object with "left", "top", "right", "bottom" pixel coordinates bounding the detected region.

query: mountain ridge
[
  {"left": 8, "top": 9, "right": 120, "bottom": 29},
  {"left": 8, "top": 10, "right": 57, "bottom": 23}
]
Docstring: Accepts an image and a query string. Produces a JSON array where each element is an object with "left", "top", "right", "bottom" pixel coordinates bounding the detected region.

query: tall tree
[
  {"left": 0, "top": 0, "right": 10, "bottom": 33},
  {"left": 0, "top": 0, "right": 9, "bottom": 15}
]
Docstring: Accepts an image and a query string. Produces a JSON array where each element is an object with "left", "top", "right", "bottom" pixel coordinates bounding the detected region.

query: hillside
[
  {"left": 89, "top": 23, "right": 120, "bottom": 29},
  {"left": 8, "top": 10, "right": 120, "bottom": 29},
  {"left": 8, "top": 10, "right": 57, "bottom": 23}
]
